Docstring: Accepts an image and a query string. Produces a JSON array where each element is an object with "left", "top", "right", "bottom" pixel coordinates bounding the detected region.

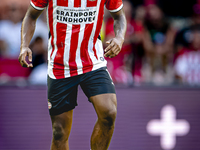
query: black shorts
[{"left": 47, "top": 67, "right": 115, "bottom": 116}]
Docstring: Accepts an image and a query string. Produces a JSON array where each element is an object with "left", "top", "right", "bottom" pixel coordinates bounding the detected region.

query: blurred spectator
[
  {"left": 28, "top": 36, "right": 48, "bottom": 85},
  {"left": 1, "top": 0, "right": 200, "bottom": 86},
  {"left": 30, "top": 36, "right": 47, "bottom": 69},
  {"left": 130, "top": 5, "right": 146, "bottom": 85},
  {"left": 28, "top": 63, "right": 48, "bottom": 85},
  {"left": 173, "top": 1, "right": 200, "bottom": 85},
  {"left": 175, "top": 1, "right": 200, "bottom": 53},
  {"left": 0, "top": 0, "right": 48, "bottom": 85},
  {"left": 0, "top": 4, "right": 48, "bottom": 59},
  {"left": 0, "top": 4, "right": 23, "bottom": 58},
  {"left": 0, "top": 0, "right": 29, "bottom": 20},
  {"left": 33, "top": 12, "right": 48, "bottom": 48},
  {"left": 105, "top": 0, "right": 146, "bottom": 85},
  {"left": 0, "top": 3, "right": 31, "bottom": 85},
  {"left": 0, "top": 40, "right": 7, "bottom": 57},
  {"left": 174, "top": 26, "right": 200, "bottom": 85},
  {"left": 142, "top": 4, "right": 176, "bottom": 85}
]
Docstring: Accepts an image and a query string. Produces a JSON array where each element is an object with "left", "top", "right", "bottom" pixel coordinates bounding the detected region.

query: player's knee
[
  {"left": 52, "top": 124, "right": 66, "bottom": 141},
  {"left": 101, "top": 106, "right": 117, "bottom": 127}
]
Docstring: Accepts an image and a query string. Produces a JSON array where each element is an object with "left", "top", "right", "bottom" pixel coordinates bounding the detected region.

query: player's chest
[{"left": 53, "top": 0, "right": 104, "bottom": 24}]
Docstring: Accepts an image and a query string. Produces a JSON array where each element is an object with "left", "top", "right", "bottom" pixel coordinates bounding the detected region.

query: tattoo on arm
[{"left": 110, "top": 9, "right": 127, "bottom": 42}]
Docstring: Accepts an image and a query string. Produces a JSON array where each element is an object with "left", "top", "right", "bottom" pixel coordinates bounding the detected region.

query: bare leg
[
  {"left": 50, "top": 110, "right": 73, "bottom": 150},
  {"left": 90, "top": 94, "right": 117, "bottom": 150}
]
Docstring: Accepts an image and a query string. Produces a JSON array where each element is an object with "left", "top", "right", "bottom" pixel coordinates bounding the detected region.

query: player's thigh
[
  {"left": 80, "top": 67, "right": 117, "bottom": 123},
  {"left": 90, "top": 93, "right": 117, "bottom": 123}
]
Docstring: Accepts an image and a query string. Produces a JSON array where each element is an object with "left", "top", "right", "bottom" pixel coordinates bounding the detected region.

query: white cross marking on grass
[{"left": 147, "top": 105, "right": 190, "bottom": 150}]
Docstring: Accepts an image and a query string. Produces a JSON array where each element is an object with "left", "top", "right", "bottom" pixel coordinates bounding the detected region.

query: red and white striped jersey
[{"left": 30, "top": 0, "right": 123, "bottom": 79}]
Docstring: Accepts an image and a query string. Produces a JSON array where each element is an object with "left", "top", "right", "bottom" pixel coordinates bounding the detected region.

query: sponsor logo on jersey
[{"left": 56, "top": 6, "right": 97, "bottom": 25}]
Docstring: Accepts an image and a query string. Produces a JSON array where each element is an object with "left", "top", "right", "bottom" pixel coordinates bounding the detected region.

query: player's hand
[
  {"left": 104, "top": 37, "right": 124, "bottom": 58},
  {"left": 18, "top": 47, "right": 33, "bottom": 68}
]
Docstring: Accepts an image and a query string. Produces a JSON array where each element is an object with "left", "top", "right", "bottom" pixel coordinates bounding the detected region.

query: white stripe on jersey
[
  {"left": 95, "top": 39, "right": 105, "bottom": 61},
  {"left": 64, "top": 24, "right": 72, "bottom": 78},
  {"left": 88, "top": 0, "right": 103, "bottom": 70},
  {"left": 81, "top": 0, "right": 86, "bottom": 8},
  {"left": 76, "top": 24, "right": 85, "bottom": 75},
  {"left": 48, "top": 36, "right": 56, "bottom": 79},
  {"left": 63, "top": 0, "right": 74, "bottom": 78},
  {"left": 68, "top": 0, "right": 74, "bottom": 7},
  {"left": 92, "top": 39, "right": 107, "bottom": 71},
  {"left": 75, "top": 0, "right": 86, "bottom": 75},
  {"left": 46, "top": 6, "right": 50, "bottom": 36},
  {"left": 47, "top": 1, "right": 57, "bottom": 79},
  {"left": 50, "top": 0, "right": 58, "bottom": 64}
]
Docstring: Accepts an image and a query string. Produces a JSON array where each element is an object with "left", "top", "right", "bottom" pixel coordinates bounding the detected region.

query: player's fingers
[
  {"left": 109, "top": 54, "right": 116, "bottom": 58},
  {"left": 105, "top": 39, "right": 112, "bottom": 45},
  {"left": 104, "top": 44, "right": 113, "bottom": 53},
  {"left": 115, "top": 48, "right": 121, "bottom": 56},
  {"left": 18, "top": 55, "right": 22, "bottom": 64},
  {"left": 104, "top": 51, "right": 111, "bottom": 57},
  {"left": 116, "top": 50, "right": 120, "bottom": 56},
  {"left": 18, "top": 55, "right": 25, "bottom": 67},
  {"left": 104, "top": 44, "right": 119, "bottom": 57},
  {"left": 21, "top": 60, "right": 29, "bottom": 67},
  {"left": 109, "top": 47, "right": 121, "bottom": 58},
  {"left": 27, "top": 51, "right": 33, "bottom": 67},
  {"left": 104, "top": 48, "right": 114, "bottom": 57},
  {"left": 105, "top": 40, "right": 114, "bottom": 52},
  {"left": 111, "top": 45, "right": 118, "bottom": 53},
  {"left": 105, "top": 40, "right": 111, "bottom": 44},
  {"left": 28, "top": 50, "right": 32, "bottom": 62},
  {"left": 20, "top": 53, "right": 30, "bottom": 67},
  {"left": 109, "top": 50, "right": 117, "bottom": 58}
]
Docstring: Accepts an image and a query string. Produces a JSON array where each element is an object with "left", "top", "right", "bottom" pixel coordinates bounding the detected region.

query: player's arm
[
  {"left": 18, "top": 5, "right": 43, "bottom": 67},
  {"left": 104, "top": 8, "right": 127, "bottom": 58}
]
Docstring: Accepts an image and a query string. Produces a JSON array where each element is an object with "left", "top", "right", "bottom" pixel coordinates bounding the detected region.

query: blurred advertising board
[{"left": 0, "top": 87, "right": 200, "bottom": 150}]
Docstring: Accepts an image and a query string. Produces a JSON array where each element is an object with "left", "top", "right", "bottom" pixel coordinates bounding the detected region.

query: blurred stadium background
[{"left": 0, "top": 0, "right": 200, "bottom": 150}]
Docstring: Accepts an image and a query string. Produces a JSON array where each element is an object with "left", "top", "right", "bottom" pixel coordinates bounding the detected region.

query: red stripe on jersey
[
  {"left": 80, "top": 23, "right": 94, "bottom": 73},
  {"left": 48, "top": 0, "right": 55, "bottom": 58},
  {"left": 57, "top": 0, "right": 68, "bottom": 7},
  {"left": 74, "top": 0, "right": 81, "bottom": 7},
  {"left": 87, "top": 0, "right": 97, "bottom": 7},
  {"left": 92, "top": 0, "right": 105, "bottom": 59},
  {"left": 31, "top": 0, "right": 48, "bottom": 8},
  {"left": 53, "top": 22, "right": 67, "bottom": 79},
  {"left": 106, "top": 0, "right": 123, "bottom": 11},
  {"left": 69, "top": 25, "right": 80, "bottom": 76}
]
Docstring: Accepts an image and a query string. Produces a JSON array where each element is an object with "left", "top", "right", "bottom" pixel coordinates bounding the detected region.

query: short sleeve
[
  {"left": 105, "top": 0, "right": 123, "bottom": 12},
  {"left": 30, "top": 0, "right": 48, "bottom": 10}
]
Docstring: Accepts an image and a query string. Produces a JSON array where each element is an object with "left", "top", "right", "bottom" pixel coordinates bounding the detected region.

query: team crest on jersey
[
  {"left": 100, "top": 57, "right": 104, "bottom": 61},
  {"left": 48, "top": 101, "right": 52, "bottom": 109}
]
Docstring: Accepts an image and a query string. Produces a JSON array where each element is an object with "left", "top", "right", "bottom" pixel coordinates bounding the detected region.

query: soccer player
[{"left": 18, "top": 0, "right": 126, "bottom": 149}]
